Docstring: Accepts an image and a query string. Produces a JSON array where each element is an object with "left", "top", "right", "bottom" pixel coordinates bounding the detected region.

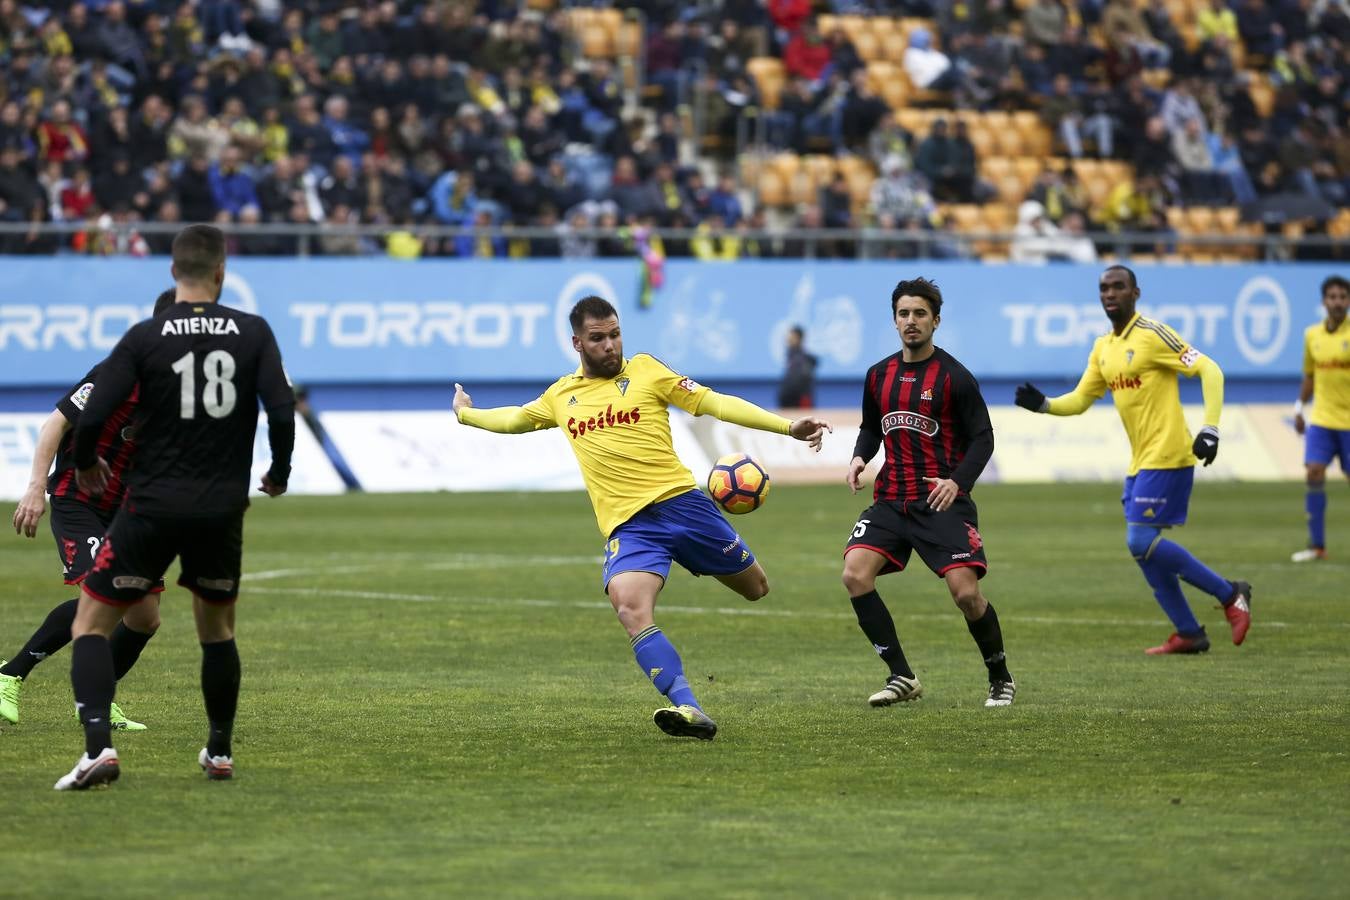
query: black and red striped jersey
[
  {"left": 48, "top": 365, "right": 140, "bottom": 513},
  {"left": 852, "top": 347, "right": 994, "bottom": 503}
]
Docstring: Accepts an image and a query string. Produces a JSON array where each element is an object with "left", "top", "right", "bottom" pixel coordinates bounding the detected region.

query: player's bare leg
[
  {"left": 1294, "top": 462, "right": 1329, "bottom": 562},
  {"left": 608, "top": 571, "right": 715, "bottom": 740},
  {"left": 943, "top": 567, "right": 1015, "bottom": 707},
  {"left": 55, "top": 592, "right": 125, "bottom": 790},
  {"left": 195, "top": 594, "right": 239, "bottom": 779},
  {"left": 844, "top": 548, "right": 922, "bottom": 706},
  {"left": 715, "top": 561, "right": 769, "bottom": 602}
]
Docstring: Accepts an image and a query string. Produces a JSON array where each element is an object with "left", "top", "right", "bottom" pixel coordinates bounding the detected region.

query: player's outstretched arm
[
  {"left": 698, "top": 390, "right": 832, "bottom": 452},
  {"left": 453, "top": 382, "right": 549, "bottom": 434},
  {"left": 1191, "top": 355, "right": 1224, "bottom": 465},
  {"left": 13, "top": 410, "right": 70, "bottom": 537}
]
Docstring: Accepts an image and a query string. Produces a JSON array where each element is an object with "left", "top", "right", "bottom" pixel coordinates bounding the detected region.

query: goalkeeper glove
[
  {"left": 1014, "top": 382, "right": 1048, "bottom": 413},
  {"left": 1192, "top": 426, "right": 1219, "bottom": 466}
]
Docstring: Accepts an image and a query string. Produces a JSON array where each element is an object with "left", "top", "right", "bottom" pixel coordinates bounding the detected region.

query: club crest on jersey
[
  {"left": 1126, "top": 350, "right": 1135, "bottom": 365},
  {"left": 70, "top": 383, "right": 94, "bottom": 410},
  {"left": 616, "top": 376, "right": 630, "bottom": 396},
  {"left": 881, "top": 410, "right": 939, "bottom": 437}
]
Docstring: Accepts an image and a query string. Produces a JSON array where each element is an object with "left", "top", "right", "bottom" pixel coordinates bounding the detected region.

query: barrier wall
[
  {"left": 0, "top": 401, "right": 1333, "bottom": 501},
  {"left": 0, "top": 412, "right": 346, "bottom": 500},
  {"left": 0, "top": 260, "right": 1342, "bottom": 386}
]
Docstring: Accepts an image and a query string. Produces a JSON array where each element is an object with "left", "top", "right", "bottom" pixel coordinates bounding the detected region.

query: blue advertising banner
[{"left": 0, "top": 258, "right": 1340, "bottom": 386}]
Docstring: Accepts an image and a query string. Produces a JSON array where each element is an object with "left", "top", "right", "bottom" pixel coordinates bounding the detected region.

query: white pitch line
[{"left": 239, "top": 585, "right": 1346, "bottom": 630}]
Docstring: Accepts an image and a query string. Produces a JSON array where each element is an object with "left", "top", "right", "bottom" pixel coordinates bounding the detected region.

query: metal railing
[{"left": 0, "top": 221, "right": 1340, "bottom": 260}]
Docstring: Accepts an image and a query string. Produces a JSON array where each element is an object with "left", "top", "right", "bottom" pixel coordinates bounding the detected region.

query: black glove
[
  {"left": 1192, "top": 426, "right": 1219, "bottom": 466},
  {"left": 1014, "top": 382, "right": 1048, "bottom": 413}
]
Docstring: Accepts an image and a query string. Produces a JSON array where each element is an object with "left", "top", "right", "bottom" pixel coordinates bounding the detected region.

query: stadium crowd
[{"left": 0, "top": 0, "right": 1345, "bottom": 259}]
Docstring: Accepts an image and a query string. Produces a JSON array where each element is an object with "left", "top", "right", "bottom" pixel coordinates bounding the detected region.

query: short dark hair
[
  {"left": 153, "top": 287, "right": 175, "bottom": 315},
  {"left": 1322, "top": 275, "right": 1349, "bottom": 297},
  {"left": 789, "top": 324, "right": 805, "bottom": 338},
  {"left": 891, "top": 277, "right": 943, "bottom": 317},
  {"left": 569, "top": 295, "right": 618, "bottom": 333},
  {"left": 1104, "top": 264, "right": 1138, "bottom": 290},
  {"left": 171, "top": 224, "right": 226, "bottom": 283}
]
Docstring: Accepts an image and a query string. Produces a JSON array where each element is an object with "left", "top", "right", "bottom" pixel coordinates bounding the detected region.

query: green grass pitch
[{"left": 2, "top": 483, "right": 1347, "bottom": 898}]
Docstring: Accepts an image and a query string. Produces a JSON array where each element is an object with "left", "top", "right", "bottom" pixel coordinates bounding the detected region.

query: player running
[
  {"left": 3, "top": 289, "right": 177, "bottom": 730},
  {"left": 843, "top": 277, "right": 1015, "bottom": 709},
  {"left": 55, "top": 225, "right": 295, "bottom": 790},
  {"left": 453, "top": 295, "right": 831, "bottom": 741},
  {"left": 1015, "top": 265, "right": 1251, "bottom": 655},
  {"left": 1291, "top": 275, "right": 1350, "bottom": 562}
]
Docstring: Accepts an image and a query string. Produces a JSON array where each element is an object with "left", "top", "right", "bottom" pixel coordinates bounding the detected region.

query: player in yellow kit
[
  {"left": 1291, "top": 275, "right": 1350, "bottom": 561},
  {"left": 453, "top": 296, "right": 831, "bottom": 740},
  {"left": 1015, "top": 266, "right": 1251, "bottom": 655}
]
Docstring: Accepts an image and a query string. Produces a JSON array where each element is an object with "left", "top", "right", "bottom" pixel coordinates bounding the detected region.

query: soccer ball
[{"left": 706, "top": 453, "right": 771, "bottom": 515}]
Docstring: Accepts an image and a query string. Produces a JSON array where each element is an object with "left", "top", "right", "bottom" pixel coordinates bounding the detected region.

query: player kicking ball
[
  {"left": 843, "top": 278, "right": 1015, "bottom": 709},
  {"left": 1015, "top": 265, "right": 1251, "bottom": 655},
  {"left": 454, "top": 295, "right": 831, "bottom": 740}
]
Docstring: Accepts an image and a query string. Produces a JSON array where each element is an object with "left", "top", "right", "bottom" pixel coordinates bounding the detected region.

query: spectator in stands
[
  {"left": 0, "top": 142, "right": 48, "bottom": 253},
  {"left": 708, "top": 174, "right": 745, "bottom": 226},
  {"left": 1013, "top": 199, "right": 1097, "bottom": 263},
  {"left": 785, "top": 22, "right": 832, "bottom": 83},
  {"left": 208, "top": 146, "right": 258, "bottom": 220},
  {"left": 823, "top": 27, "right": 863, "bottom": 81},
  {"left": 1173, "top": 118, "right": 1228, "bottom": 203},
  {"left": 1024, "top": 0, "right": 1067, "bottom": 48},
  {"left": 37, "top": 99, "right": 89, "bottom": 166},
  {"left": 819, "top": 172, "right": 853, "bottom": 230},
  {"left": 868, "top": 113, "right": 914, "bottom": 172},
  {"left": 1161, "top": 79, "right": 1207, "bottom": 137},
  {"left": 60, "top": 167, "right": 97, "bottom": 222},
  {"left": 1207, "top": 129, "right": 1258, "bottom": 205},
  {"left": 917, "top": 118, "right": 977, "bottom": 203},
  {"left": 93, "top": 153, "right": 140, "bottom": 214},
  {"left": 869, "top": 153, "right": 937, "bottom": 227},
  {"left": 841, "top": 70, "right": 889, "bottom": 149},
  {"left": 318, "top": 154, "right": 365, "bottom": 218},
  {"left": 172, "top": 152, "right": 213, "bottom": 225},
  {"left": 903, "top": 27, "right": 960, "bottom": 91},
  {"left": 1103, "top": 0, "right": 1171, "bottom": 68},
  {"left": 1236, "top": 0, "right": 1282, "bottom": 63},
  {"left": 169, "top": 95, "right": 228, "bottom": 162},
  {"left": 1133, "top": 116, "right": 1179, "bottom": 189}
]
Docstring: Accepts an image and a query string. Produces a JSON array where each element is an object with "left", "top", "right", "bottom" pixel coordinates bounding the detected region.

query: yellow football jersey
[
  {"left": 1303, "top": 318, "right": 1350, "bottom": 430},
  {"left": 1059, "top": 314, "right": 1212, "bottom": 475},
  {"left": 515, "top": 354, "right": 710, "bottom": 537}
]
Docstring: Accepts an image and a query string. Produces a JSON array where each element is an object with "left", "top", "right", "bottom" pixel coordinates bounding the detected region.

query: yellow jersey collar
[{"left": 1113, "top": 312, "right": 1142, "bottom": 339}]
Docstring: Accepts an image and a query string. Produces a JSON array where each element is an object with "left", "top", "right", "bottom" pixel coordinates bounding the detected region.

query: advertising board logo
[{"left": 1232, "top": 276, "right": 1289, "bottom": 366}]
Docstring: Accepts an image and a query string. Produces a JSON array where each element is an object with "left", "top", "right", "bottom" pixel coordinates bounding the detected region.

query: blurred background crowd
[{"left": 0, "top": 0, "right": 1346, "bottom": 260}]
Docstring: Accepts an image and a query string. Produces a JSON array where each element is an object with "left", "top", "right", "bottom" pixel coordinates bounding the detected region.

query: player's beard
[{"left": 582, "top": 347, "right": 623, "bottom": 378}]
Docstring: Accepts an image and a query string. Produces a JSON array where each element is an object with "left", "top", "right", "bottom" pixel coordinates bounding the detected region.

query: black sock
[
  {"left": 966, "top": 603, "right": 1012, "bottom": 683},
  {"left": 110, "top": 622, "right": 156, "bottom": 681},
  {"left": 850, "top": 590, "right": 914, "bottom": 679},
  {"left": 1, "top": 598, "right": 79, "bottom": 679},
  {"left": 201, "top": 639, "right": 240, "bottom": 758},
  {"left": 71, "top": 634, "right": 115, "bottom": 757}
]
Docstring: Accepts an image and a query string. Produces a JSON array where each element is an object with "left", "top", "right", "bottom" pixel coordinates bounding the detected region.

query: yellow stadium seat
[
  {"left": 580, "top": 25, "right": 613, "bottom": 58},
  {"left": 981, "top": 156, "right": 1013, "bottom": 181},
  {"left": 855, "top": 31, "right": 883, "bottom": 62},
  {"left": 756, "top": 170, "right": 788, "bottom": 207},
  {"left": 770, "top": 151, "right": 801, "bottom": 181},
  {"left": 747, "top": 57, "right": 787, "bottom": 111}
]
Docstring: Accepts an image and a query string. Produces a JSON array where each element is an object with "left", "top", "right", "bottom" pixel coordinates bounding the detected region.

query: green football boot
[{"left": 0, "top": 663, "right": 22, "bottom": 724}]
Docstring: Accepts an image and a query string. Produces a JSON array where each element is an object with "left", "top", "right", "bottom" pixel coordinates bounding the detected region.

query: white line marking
[{"left": 241, "top": 585, "right": 1344, "bottom": 630}]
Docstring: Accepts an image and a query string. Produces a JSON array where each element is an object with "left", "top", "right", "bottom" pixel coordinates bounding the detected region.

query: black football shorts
[
  {"left": 844, "top": 496, "right": 988, "bottom": 579},
  {"left": 82, "top": 508, "right": 244, "bottom": 605},
  {"left": 50, "top": 496, "right": 165, "bottom": 593}
]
